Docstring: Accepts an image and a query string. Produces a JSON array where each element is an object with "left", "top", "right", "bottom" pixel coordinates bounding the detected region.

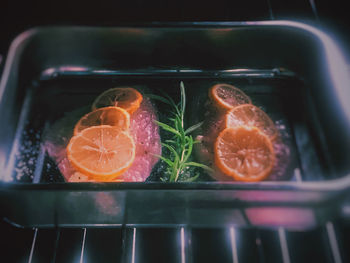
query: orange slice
[
  {"left": 69, "top": 172, "right": 125, "bottom": 182},
  {"left": 214, "top": 126, "right": 275, "bottom": 182},
  {"left": 225, "top": 104, "right": 278, "bottom": 140},
  {"left": 209, "top": 83, "right": 251, "bottom": 110},
  {"left": 67, "top": 125, "right": 135, "bottom": 181},
  {"left": 74, "top": 106, "right": 130, "bottom": 136},
  {"left": 92, "top": 87, "right": 143, "bottom": 114}
]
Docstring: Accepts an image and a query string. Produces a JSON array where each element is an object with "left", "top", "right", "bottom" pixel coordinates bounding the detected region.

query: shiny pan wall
[{"left": 0, "top": 21, "right": 349, "bottom": 229}]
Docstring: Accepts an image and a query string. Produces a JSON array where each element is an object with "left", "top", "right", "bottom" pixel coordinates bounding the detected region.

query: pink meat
[
  {"left": 194, "top": 103, "right": 233, "bottom": 181},
  {"left": 44, "top": 97, "right": 161, "bottom": 182},
  {"left": 194, "top": 101, "right": 290, "bottom": 181},
  {"left": 119, "top": 97, "right": 161, "bottom": 181}
]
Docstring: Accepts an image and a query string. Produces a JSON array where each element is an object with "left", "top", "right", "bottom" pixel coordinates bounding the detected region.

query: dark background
[
  {"left": 1, "top": 0, "right": 350, "bottom": 62},
  {"left": 1, "top": 1, "right": 350, "bottom": 262}
]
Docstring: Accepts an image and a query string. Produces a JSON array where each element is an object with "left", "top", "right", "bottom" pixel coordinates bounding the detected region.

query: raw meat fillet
[{"left": 45, "top": 97, "right": 161, "bottom": 182}]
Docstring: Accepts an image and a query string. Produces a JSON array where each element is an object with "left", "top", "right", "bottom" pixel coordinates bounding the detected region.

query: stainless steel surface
[{"left": 0, "top": 21, "right": 349, "bottom": 228}]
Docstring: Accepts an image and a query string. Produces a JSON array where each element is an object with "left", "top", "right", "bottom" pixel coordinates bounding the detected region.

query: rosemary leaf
[
  {"left": 174, "top": 116, "right": 180, "bottom": 131},
  {"left": 182, "top": 173, "right": 200, "bottom": 182},
  {"left": 154, "top": 154, "right": 174, "bottom": 167},
  {"left": 154, "top": 121, "right": 181, "bottom": 137},
  {"left": 180, "top": 81, "right": 186, "bottom": 117},
  {"left": 161, "top": 90, "right": 181, "bottom": 116},
  {"left": 184, "top": 162, "right": 214, "bottom": 172},
  {"left": 161, "top": 143, "right": 180, "bottom": 160},
  {"left": 185, "top": 121, "right": 203, "bottom": 135},
  {"left": 176, "top": 115, "right": 185, "bottom": 139},
  {"left": 170, "top": 156, "right": 180, "bottom": 182},
  {"left": 183, "top": 136, "right": 193, "bottom": 164},
  {"left": 153, "top": 82, "right": 211, "bottom": 182}
]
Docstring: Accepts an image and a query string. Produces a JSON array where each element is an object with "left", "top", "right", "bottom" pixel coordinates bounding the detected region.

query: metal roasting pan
[{"left": 0, "top": 21, "right": 349, "bottom": 229}]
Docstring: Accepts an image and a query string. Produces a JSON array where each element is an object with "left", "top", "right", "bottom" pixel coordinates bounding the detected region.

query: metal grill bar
[
  {"left": 278, "top": 227, "right": 291, "bottom": 263},
  {"left": 229, "top": 227, "right": 239, "bottom": 263},
  {"left": 308, "top": 0, "right": 320, "bottom": 20},
  {"left": 52, "top": 229, "right": 60, "bottom": 263},
  {"left": 180, "top": 227, "right": 186, "bottom": 263},
  {"left": 131, "top": 228, "right": 136, "bottom": 263},
  {"left": 27, "top": 228, "right": 38, "bottom": 263},
  {"left": 1, "top": 222, "right": 348, "bottom": 263},
  {"left": 326, "top": 222, "right": 342, "bottom": 263},
  {"left": 293, "top": 152, "right": 342, "bottom": 263},
  {"left": 80, "top": 228, "right": 87, "bottom": 263}
]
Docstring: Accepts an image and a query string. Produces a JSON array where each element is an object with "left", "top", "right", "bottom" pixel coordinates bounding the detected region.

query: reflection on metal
[
  {"left": 246, "top": 207, "right": 316, "bottom": 229},
  {"left": 326, "top": 222, "right": 342, "bottom": 263},
  {"left": 341, "top": 205, "right": 350, "bottom": 217},
  {"left": 294, "top": 168, "right": 302, "bottom": 183},
  {"left": 1, "top": 21, "right": 350, "bottom": 228},
  {"left": 308, "top": 0, "right": 320, "bottom": 21},
  {"left": 259, "top": 21, "right": 350, "bottom": 125},
  {"left": 33, "top": 122, "right": 49, "bottom": 183},
  {"left": 0, "top": 148, "right": 6, "bottom": 180},
  {"left": 28, "top": 228, "right": 38, "bottom": 263},
  {"left": 181, "top": 227, "right": 186, "bottom": 263},
  {"left": 2, "top": 89, "right": 33, "bottom": 182},
  {"left": 39, "top": 67, "right": 296, "bottom": 80},
  {"left": 80, "top": 228, "right": 86, "bottom": 263},
  {"left": 266, "top": 0, "right": 274, "bottom": 20},
  {"left": 131, "top": 228, "right": 136, "bottom": 263},
  {"left": 278, "top": 227, "right": 290, "bottom": 263},
  {"left": 229, "top": 227, "right": 239, "bottom": 263}
]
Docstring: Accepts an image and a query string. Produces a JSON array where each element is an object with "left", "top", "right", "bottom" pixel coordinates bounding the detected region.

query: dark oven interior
[{"left": 1, "top": 1, "right": 350, "bottom": 263}]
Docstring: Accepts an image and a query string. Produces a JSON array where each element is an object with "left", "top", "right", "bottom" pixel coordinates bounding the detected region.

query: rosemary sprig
[{"left": 149, "top": 81, "right": 213, "bottom": 182}]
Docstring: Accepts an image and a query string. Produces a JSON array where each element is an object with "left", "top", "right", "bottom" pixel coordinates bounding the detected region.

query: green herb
[{"left": 149, "top": 81, "right": 213, "bottom": 182}]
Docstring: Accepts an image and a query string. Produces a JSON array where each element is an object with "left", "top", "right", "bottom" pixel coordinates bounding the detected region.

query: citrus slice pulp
[
  {"left": 225, "top": 104, "right": 278, "bottom": 140},
  {"left": 67, "top": 125, "right": 135, "bottom": 181},
  {"left": 74, "top": 106, "right": 130, "bottom": 135},
  {"left": 209, "top": 83, "right": 251, "bottom": 110},
  {"left": 214, "top": 126, "right": 275, "bottom": 182},
  {"left": 92, "top": 87, "right": 143, "bottom": 114}
]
